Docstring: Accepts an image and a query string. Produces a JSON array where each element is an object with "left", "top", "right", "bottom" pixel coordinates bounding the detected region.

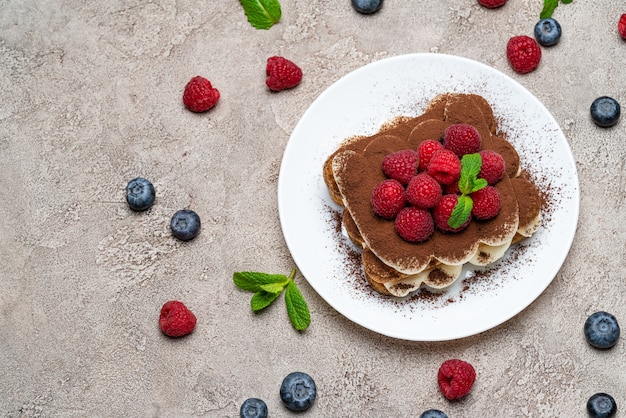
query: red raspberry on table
[
  {"left": 438, "top": 359, "right": 477, "bottom": 400},
  {"left": 382, "top": 149, "right": 420, "bottom": 185},
  {"left": 417, "top": 139, "right": 444, "bottom": 171},
  {"left": 394, "top": 207, "right": 435, "bottom": 243},
  {"left": 406, "top": 173, "right": 442, "bottom": 209},
  {"left": 619, "top": 14, "right": 626, "bottom": 39},
  {"left": 426, "top": 149, "right": 462, "bottom": 186},
  {"left": 443, "top": 124, "right": 482, "bottom": 157},
  {"left": 266, "top": 56, "right": 303, "bottom": 91},
  {"left": 183, "top": 76, "right": 220, "bottom": 113},
  {"left": 159, "top": 301, "right": 197, "bottom": 337},
  {"left": 470, "top": 186, "right": 501, "bottom": 220},
  {"left": 477, "top": 0, "right": 507, "bottom": 8},
  {"left": 371, "top": 179, "right": 405, "bottom": 219},
  {"left": 478, "top": 150, "right": 506, "bottom": 185},
  {"left": 506, "top": 35, "right": 542, "bottom": 74},
  {"left": 433, "top": 194, "right": 471, "bottom": 232}
]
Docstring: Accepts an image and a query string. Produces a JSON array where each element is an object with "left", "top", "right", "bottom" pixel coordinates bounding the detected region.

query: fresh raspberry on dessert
[
  {"left": 433, "top": 194, "right": 471, "bottom": 232},
  {"left": 506, "top": 35, "right": 542, "bottom": 74},
  {"left": 266, "top": 56, "right": 303, "bottom": 91},
  {"left": 394, "top": 207, "right": 435, "bottom": 242},
  {"left": 470, "top": 186, "right": 501, "bottom": 220},
  {"left": 438, "top": 359, "right": 476, "bottom": 400},
  {"left": 426, "top": 149, "right": 462, "bottom": 186},
  {"left": 382, "top": 149, "right": 420, "bottom": 185},
  {"left": 477, "top": 0, "right": 507, "bottom": 8},
  {"left": 406, "top": 173, "right": 442, "bottom": 209},
  {"left": 619, "top": 14, "right": 626, "bottom": 39},
  {"left": 417, "top": 139, "right": 444, "bottom": 171},
  {"left": 478, "top": 150, "right": 506, "bottom": 185},
  {"left": 159, "top": 300, "right": 197, "bottom": 337},
  {"left": 371, "top": 179, "right": 405, "bottom": 219},
  {"left": 182, "top": 76, "right": 220, "bottom": 113},
  {"left": 443, "top": 124, "right": 482, "bottom": 157}
]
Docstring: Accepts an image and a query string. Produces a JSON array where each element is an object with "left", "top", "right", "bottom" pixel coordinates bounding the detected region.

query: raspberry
[
  {"left": 371, "top": 179, "right": 405, "bottom": 219},
  {"left": 406, "top": 174, "right": 442, "bottom": 209},
  {"left": 477, "top": 0, "right": 507, "bottom": 8},
  {"left": 426, "top": 149, "right": 462, "bottom": 186},
  {"left": 417, "top": 139, "right": 444, "bottom": 172},
  {"left": 182, "top": 76, "right": 220, "bottom": 112},
  {"left": 478, "top": 150, "right": 506, "bottom": 185},
  {"left": 470, "top": 186, "right": 501, "bottom": 220},
  {"left": 382, "top": 149, "right": 420, "bottom": 185},
  {"left": 433, "top": 194, "right": 471, "bottom": 232},
  {"left": 506, "top": 35, "right": 542, "bottom": 74},
  {"left": 443, "top": 124, "right": 482, "bottom": 157},
  {"left": 619, "top": 14, "right": 626, "bottom": 39},
  {"left": 394, "top": 207, "right": 434, "bottom": 243},
  {"left": 159, "top": 300, "right": 197, "bottom": 337},
  {"left": 266, "top": 56, "right": 303, "bottom": 91},
  {"left": 443, "top": 180, "right": 461, "bottom": 195},
  {"left": 437, "top": 359, "right": 476, "bottom": 400}
]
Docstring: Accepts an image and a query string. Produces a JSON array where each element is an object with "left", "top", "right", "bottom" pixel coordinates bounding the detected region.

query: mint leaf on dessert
[
  {"left": 239, "top": 0, "right": 281, "bottom": 30},
  {"left": 285, "top": 281, "right": 310, "bottom": 331},
  {"left": 251, "top": 290, "right": 282, "bottom": 311},
  {"left": 233, "top": 268, "right": 311, "bottom": 331},
  {"left": 449, "top": 195, "right": 474, "bottom": 229},
  {"left": 449, "top": 153, "right": 486, "bottom": 228}
]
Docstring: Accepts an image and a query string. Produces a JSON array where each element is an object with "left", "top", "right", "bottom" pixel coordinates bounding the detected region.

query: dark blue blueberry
[
  {"left": 351, "top": 0, "right": 383, "bottom": 14},
  {"left": 239, "top": 398, "right": 268, "bottom": 418},
  {"left": 280, "top": 372, "right": 316, "bottom": 411},
  {"left": 420, "top": 409, "right": 449, "bottom": 418},
  {"left": 125, "top": 177, "right": 155, "bottom": 211},
  {"left": 587, "top": 393, "right": 617, "bottom": 418},
  {"left": 170, "top": 209, "right": 201, "bottom": 241},
  {"left": 534, "top": 18, "right": 562, "bottom": 46},
  {"left": 584, "top": 311, "right": 620, "bottom": 349},
  {"left": 590, "top": 96, "right": 621, "bottom": 127}
]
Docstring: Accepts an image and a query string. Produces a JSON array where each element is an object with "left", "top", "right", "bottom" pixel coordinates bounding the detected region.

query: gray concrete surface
[{"left": 1, "top": 0, "right": 625, "bottom": 416}]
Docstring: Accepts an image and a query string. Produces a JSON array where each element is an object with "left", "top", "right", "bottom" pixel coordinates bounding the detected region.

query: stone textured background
[{"left": 1, "top": 0, "right": 625, "bottom": 416}]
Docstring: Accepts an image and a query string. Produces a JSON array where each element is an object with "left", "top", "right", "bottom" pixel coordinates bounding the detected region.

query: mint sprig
[
  {"left": 540, "top": 0, "right": 572, "bottom": 19},
  {"left": 239, "top": 0, "right": 282, "bottom": 30},
  {"left": 233, "top": 268, "right": 311, "bottom": 331},
  {"left": 448, "top": 153, "right": 487, "bottom": 229}
]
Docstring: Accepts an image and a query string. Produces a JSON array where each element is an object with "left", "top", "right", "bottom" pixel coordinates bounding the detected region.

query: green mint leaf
[
  {"left": 448, "top": 195, "right": 473, "bottom": 229},
  {"left": 458, "top": 153, "right": 483, "bottom": 195},
  {"left": 239, "top": 0, "right": 281, "bottom": 30},
  {"left": 284, "top": 281, "right": 310, "bottom": 331},
  {"left": 470, "top": 178, "right": 488, "bottom": 193},
  {"left": 561, "top": 0, "right": 572, "bottom": 4},
  {"left": 251, "top": 290, "right": 282, "bottom": 311},
  {"left": 233, "top": 271, "right": 289, "bottom": 293},
  {"left": 540, "top": 0, "right": 558, "bottom": 18},
  {"left": 259, "top": 281, "right": 288, "bottom": 294}
]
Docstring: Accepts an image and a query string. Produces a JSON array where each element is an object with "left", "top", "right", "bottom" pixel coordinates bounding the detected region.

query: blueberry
[
  {"left": 420, "top": 409, "right": 449, "bottom": 418},
  {"left": 534, "top": 18, "right": 562, "bottom": 46},
  {"left": 584, "top": 311, "right": 620, "bottom": 349},
  {"left": 125, "top": 177, "right": 155, "bottom": 211},
  {"left": 590, "top": 96, "right": 621, "bottom": 127},
  {"left": 239, "top": 398, "right": 268, "bottom": 418},
  {"left": 279, "top": 371, "right": 316, "bottom": 411},
  {"left": 351, "top": 0, "right": 383, "bottom": 14},
  {"left": 170, "top": 209, "right": 201, "bottom": 241},
  {"left": 587, "top": 393, "right": 617, "bottom": 418}
]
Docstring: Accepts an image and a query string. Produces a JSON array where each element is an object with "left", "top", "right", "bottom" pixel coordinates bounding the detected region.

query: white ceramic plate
[{"left": 277, "top": 53, "right": 579, "bottom": 341}]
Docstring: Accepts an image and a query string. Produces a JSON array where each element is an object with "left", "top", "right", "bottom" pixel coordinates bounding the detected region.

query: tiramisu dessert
[{"left": 323, "top": 93, "right": 542, "bottom": 297}]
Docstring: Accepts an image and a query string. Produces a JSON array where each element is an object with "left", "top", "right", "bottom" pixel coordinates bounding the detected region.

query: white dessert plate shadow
[{"left": 277, "top": 53, "right": 579, "bottom": 341}]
